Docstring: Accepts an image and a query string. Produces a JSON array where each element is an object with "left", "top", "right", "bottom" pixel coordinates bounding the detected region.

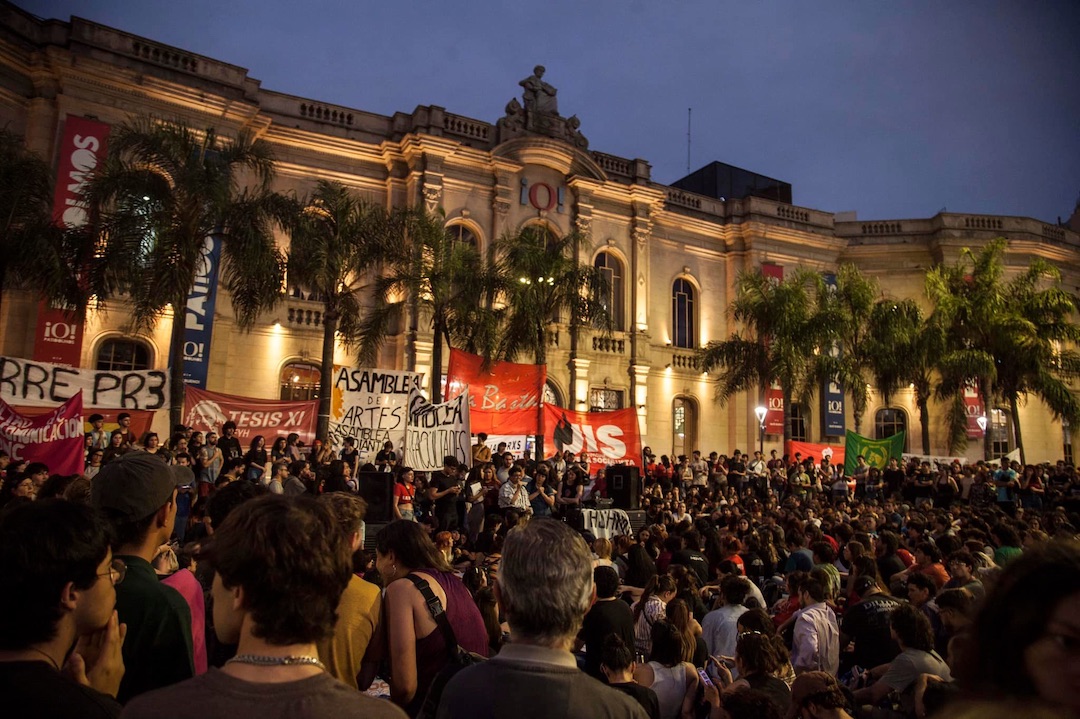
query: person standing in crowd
[
  {"left": 472, "top": 433, "right": 492, "bottom": 465},
  {"left": 528, "top": 465, "right": 558, "bottom": 518},
  {"left": 116, "top": 413, "right": 136, "bottom": 447},
  {"left": 122, "top": 495, "right": 405, "bottom": 719},
  {"left": 376, "top": 441, "right": 398, "bottom": 472},
  {"left": 393, "top": 466, "right": 417, "bottom": 521},
  {"left": 428, "top": 456, "right": 463, "bottom": 531},
  {"left": 0, "top": 500, "right": 126, "bottom": 718},
  {"left": 91, "top": 452, "right": 195, "bottom": 703},
  {"left": 790, "top": 578, "right": 839, "bottom": 676},
  {"left": 578, "top": 566, "right": 637, "bottom": 680},
  {"left": 374, "top": 520, "right": 489, "bottom": 716},
  {"left": 243, "top": 436, "right": 268, "bottom": 483},
  {"left": 499, "top": 465, "right": 531, "bottom": 515},
  {"left": 316, "top": 492, "right": 381, "bottom": 689},
  {"left": 339, "top": 437, "right": 360, "bottom": 473},
  {"left": 87, "top": 413, "right": 110, "bottom": 451},
  {"left": 216, "top": 422, "right": 243, "bottom": 464},
  {"left": 436, "top": 518, "right": 647, "bottom": 719}
]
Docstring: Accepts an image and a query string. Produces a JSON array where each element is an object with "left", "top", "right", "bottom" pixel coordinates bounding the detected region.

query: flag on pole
[{"left": 844, "top": 430, "right": 905, "bottom": 475}]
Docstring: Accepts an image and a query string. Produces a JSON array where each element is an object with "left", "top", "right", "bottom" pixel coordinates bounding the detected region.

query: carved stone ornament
[
  {"left": 423, "top": 186, "right": 442, "bottom": 212},
  {"left": 575, "top": 216, "right": 592, "bottom": 236}
]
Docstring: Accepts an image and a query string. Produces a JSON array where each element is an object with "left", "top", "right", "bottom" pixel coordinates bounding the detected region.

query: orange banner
[
  {"left": 446, "top": 349, "right": 545, "bottom": 435},
  {"left": 785, "top": 440, "right": 845, "bottom": 467},
  {"left": 544, "top": 405, "right": 642, "bottom": 476}
]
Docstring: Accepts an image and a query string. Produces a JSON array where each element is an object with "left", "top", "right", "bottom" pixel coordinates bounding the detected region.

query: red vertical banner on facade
[
  {"left": 760, "top": 263, "right": 784, "bottom": 434},
  {"left": 963, "top": 380, "right": 984, "bottom": 438},
  {"left": 445, "top": 349, "right": 546, "bottom": 435},
  {"left": 32, "top": 116, "right": 111, "bottom": 367}
]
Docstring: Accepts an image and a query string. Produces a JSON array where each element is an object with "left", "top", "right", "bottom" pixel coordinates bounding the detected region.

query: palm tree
[
  {"left": 494, "top": 225, "right": 611, "bottom": 367},
  {"left": 813, "top": 264, "right": 879, "bottom": 435},
  {"left": 286, "top": 180, "right": 404, "bottom": 438},
  {"left": 926, "top": 238, "right": 1080, "bottom": 461},
  {"left": 80, "top": 117, "right": 288, "bottom": 427},
  {"left": 357, "top": 208, "right": 498, "bottom": 403},
  {"left": 864, "top": 299, "right": 945, "bottom": 455},
  {"left": 699, "top": 268, "right": 821, "bottom": 447},
  {"left": 0, "top": 129, "right": 85, "bottom": 317}
]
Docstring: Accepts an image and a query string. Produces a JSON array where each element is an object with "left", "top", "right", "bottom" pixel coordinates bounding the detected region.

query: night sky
[{"left": 16, "top": 0, "right": 1080, "bottom": 224}]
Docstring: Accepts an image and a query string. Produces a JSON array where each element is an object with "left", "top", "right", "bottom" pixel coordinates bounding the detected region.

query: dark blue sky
[{"left": 19, "top": 0, "right": 1080, "bottom": 223}]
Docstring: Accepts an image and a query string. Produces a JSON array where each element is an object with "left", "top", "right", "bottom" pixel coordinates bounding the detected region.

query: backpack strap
[{"left": 404, "top": 573, "right": 460, "bottom": 661}]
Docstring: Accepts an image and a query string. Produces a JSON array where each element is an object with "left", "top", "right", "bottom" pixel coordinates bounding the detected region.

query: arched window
[
  {"left": 672, "top": 279, "right": 696, "bottom": 349},
  {"left": 875, "top": 407, "right": 907, "bottom": 447},
  {"left": 790, "top": 402, "right": 808, "bottom": 442},
  {"left": 594, "top": 251, "right": 625, "bottom": 331},
  {"left": 280, "top": 362, "right": 321, "bottom": 401},
  {"left": 990, "top": 407, "right": 1013, "bottom": 458},
  {"left": 543, "top": 380, "right": 563, "bottom": 408},
  {"left": 447, "top": 222, "right": 479, "bottom": 250},
  {"left": 96, "top": 338, "right": 151, "bottom": 371},
  {"left": 672, "top": 396, "right": 697, "bottom": 459}
]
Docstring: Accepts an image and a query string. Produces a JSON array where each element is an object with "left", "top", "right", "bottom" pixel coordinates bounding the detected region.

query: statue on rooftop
[{"left": 519, "top": 65, "right": 558, "bottom": 116}]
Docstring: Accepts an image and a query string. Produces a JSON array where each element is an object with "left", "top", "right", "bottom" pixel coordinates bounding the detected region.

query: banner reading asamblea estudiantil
[
  {"left": 329, "top": 367, "right": 421, "bottom": 459},
  {"left": 0, "top": 356, "right": 168, "bottom": 410},
  {"left": 405, "top": 386, "right": 471, "bottom": 471},
  {"left": 821, "top": 272, "right": 846, "bottom": 437},
  {"left": 179, "top": 235, "right": 222, "bottom": 388},
  {"left": 33, "top": 115, "right": 112, "bottom": 367}
]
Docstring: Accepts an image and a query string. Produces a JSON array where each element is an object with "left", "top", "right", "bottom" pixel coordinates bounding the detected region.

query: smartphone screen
[{"left": 698, "top": 669, "right": 713, "bottom": 687}]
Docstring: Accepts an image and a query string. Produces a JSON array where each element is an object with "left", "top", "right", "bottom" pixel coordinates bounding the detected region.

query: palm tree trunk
[
  {"left": 316, "top": 307, "right": 338, "bottom": 441},
  {"left": 919, "top": 399, "right": 931, "bottom": 455},
  {"left": 431, "top": 319, "right": 444, "bottom": 403},
  {"left": 1009, "top": 393, "right": 1025, "bottom": 464},
  {"left": 853, "top": 406, "right": 863, "bottom": 437},
  {"left": 782, "top": 387, "right": 793, "bottom": 449},
  {"left": 169, "top": 293, "right": 187, "bottom": 429}
]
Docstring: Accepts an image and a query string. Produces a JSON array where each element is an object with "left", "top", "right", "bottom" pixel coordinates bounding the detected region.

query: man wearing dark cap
[{"left": 92, "top": 451, "right": 195, "bottom": 703}]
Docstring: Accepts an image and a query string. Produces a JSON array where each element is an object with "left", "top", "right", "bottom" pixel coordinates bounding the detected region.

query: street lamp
[{"left": 755, "top": 405, "right": 768, "bottom": 455}]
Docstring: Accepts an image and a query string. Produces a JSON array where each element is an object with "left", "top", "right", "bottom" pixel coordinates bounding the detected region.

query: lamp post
[
  {"left": 755, "top": 405, "right": 768, "bottom": 456},
  {"left": 976, "top": 415, "right": 988, "bottom": 460}
]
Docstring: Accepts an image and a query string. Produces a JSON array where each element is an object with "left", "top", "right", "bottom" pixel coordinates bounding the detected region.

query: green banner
[{"left": 844, "top": 430, "right": 904, "bottom": 475}]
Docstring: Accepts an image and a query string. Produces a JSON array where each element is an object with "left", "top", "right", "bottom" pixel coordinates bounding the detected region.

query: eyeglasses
[{"left": 98, "top": 558, "right": 126, "bottom": 586}]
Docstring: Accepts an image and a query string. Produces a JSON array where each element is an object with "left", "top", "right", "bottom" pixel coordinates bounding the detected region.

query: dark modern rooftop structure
[{"left": 672, "top": 161, "right": 792, "bottom": 204}]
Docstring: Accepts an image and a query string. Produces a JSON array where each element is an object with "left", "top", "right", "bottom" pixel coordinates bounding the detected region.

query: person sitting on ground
[
  {"left": 633, "top": 620, "right": 698, "bottom": 719},
  {"left": 791, "top": 578, "right": 840, "bottom": 676},
  {"left": 783, "top": 672, "right": 855, "bottom": 719},
  {"left": 0, "top": 500, "right": 126, "bottom": 718},
  {"left": 437, "top": 518, "right": 647, "bottom": 718},
  {"left": 707, "top": 631, "right": 792, "bottom": 715},
  {"left": 577, "top": 565, "right": 637, "bottom": 680},
  {"left": 123, "top": 495, "right": 405, "bottom": 719},
  {"left": 601, "top": 635, "right": 661, "bottom": 719}
]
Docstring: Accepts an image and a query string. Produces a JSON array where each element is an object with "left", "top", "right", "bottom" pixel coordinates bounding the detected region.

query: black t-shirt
[
  {"left": 431, "top": 471, "right": 459, "bottom": 516},
  {"left": 217, "top": 436, "right": 243, "bottom": 462},
  {"left": 0, "top": 660, "right": 121, "bottom": 719},
  {"left": 670, "top": 549, "right": 710, "bottom": 586},
  {"left": 578, "top": 598, "right": 637, "bottom": 679},
  {"left": 877, "top": 554, "right": 907, "bottom": 584},
  {"left": 841, "top": 593, "right": 903, "bottom": 669},
  {"left": 609, "top": 682, "right": 660, "bottom": 719},
  {"left": 883, "top": 468, "right": 906, "bottom": 495}
]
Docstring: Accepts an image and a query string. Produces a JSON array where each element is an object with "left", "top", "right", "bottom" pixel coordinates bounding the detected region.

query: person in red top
[
  {"left": 892, "top": 541, "right": 950, "bottom": 590},
  {"left": 393, "top": 467, "right": 417, "bottom": 521}
]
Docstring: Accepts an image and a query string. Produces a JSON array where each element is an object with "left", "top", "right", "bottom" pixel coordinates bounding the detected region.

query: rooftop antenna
[{"left": 686, "top": 107, "right": 692, "bottom": 173}]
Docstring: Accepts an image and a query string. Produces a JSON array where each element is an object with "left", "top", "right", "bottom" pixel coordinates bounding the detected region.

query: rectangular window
[{"left": 589, "top": 388, "right": 624, "bottom": 413}]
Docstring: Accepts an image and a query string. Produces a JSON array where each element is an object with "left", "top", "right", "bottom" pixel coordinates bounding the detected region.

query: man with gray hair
[{"left": 436, "top": 518, "right": 646, "bottom": 719}]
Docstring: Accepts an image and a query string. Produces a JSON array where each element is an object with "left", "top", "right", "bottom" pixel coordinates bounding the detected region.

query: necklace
[
  {"left": 27, "top": 647, "right": 60, "bottom": 671},
  {"left": 226, "top": 654, "right": 326, "bottom": 671}
]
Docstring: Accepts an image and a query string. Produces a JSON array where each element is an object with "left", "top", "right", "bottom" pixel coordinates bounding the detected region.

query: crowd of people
[{"left": 0, "top": 423, "right": 1078, "bottom": 719}]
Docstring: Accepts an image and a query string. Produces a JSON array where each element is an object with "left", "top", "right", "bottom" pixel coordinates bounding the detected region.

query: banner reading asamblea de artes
[
  {"left": 33, "top": 115, "right": 111, "bottom": 367},
  {"left": 184, "top": 386, "right": 317, "bottom": 444},
  {"left": 180, "top": 235, "right": 222, "bottom": 387},
  {"left": 544, "top": 405, "right": 642, "bottom": 476},
  {"left": 445, "top": 348, "right": 545, "bottom": 435},
  {"left": 0, "top": 356, "right": 168, "bottom": 410},
  {"left": 405, "top": 387, "right": 471, "bottom": 472},
  {"left": 0, "top": 392, "right": 84, "bottom": 475},
  {"left": 329, "top": 367, "right": 421, "bottom": 458}
]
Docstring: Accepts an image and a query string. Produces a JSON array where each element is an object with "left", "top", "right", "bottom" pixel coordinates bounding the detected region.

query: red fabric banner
[
  {"left": 543, "top": 405, "right": 642, "bottom": 476},
  {"left": 184, "top": 387, "right": 318, "bottom": 445},
  {"left": 33, "top": 116, "right": 111, "bottom": 366},
  {"left": 16, "top": 406, "right": 154, "bottom": 442},
  {"left": 0, "top": 392, "right": 84, "bottom": 475},
  {"left": 445, "top": 349, "right": 546, "bottom": 435},
  {"left": 765, "top": 380, "right": 784, "bottom": 435},
  {"left": 785, "top": 440, "right": 845, "bottom": 467},
  {"left": 963, "top": 381, "right": 984, "bottom": 439}
]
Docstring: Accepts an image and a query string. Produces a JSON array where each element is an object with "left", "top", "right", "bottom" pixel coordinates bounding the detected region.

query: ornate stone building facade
[{"left": 1, "top": 5, "right": 1077, "bottom": 461}]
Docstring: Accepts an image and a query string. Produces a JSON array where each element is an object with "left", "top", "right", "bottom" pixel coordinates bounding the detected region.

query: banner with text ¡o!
[
  {"left": 405, "top": 386, "right": 471, "bottom": 472},
  {"left": 184, "top": 386, "right": 318, "bottom": 445},
  {"left": 0, "top": 391, "right": 84, "bottom": 475},
  {"left": 543, "top": 405, "right": 642, "bottom": 476},
  {"left": 844, "top": 430, "right": 905, "bottom": 475},
  {"left": 328, "top": 367, "right": 421, "bottom": 458},
  {"left": 445, "top": 348, "right": 546, "bottom": 435}
]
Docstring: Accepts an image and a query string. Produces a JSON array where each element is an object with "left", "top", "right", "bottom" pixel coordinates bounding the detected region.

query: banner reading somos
[{"left": 446, "top": 349, "right": 545, "bottom": 435}]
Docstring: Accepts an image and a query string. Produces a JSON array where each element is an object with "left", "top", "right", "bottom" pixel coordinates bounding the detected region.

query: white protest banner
[
  {"left": 328, "top": 367, "right": 421, "bottom": 459},
  {"left": 405, "top": 387, "right": 471, "bottom": 472},
  {"left": 484, "top": 435, "right": 529, "bottom": 457},
  {"left": 0, "top": 391, "right": 85, "bottom": 475},
  {"left": 0, "top": 355, "right": 168, "bottom": 410},
  {"left": 579, "top": 508, "right": 633, "bottom": 540}
]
